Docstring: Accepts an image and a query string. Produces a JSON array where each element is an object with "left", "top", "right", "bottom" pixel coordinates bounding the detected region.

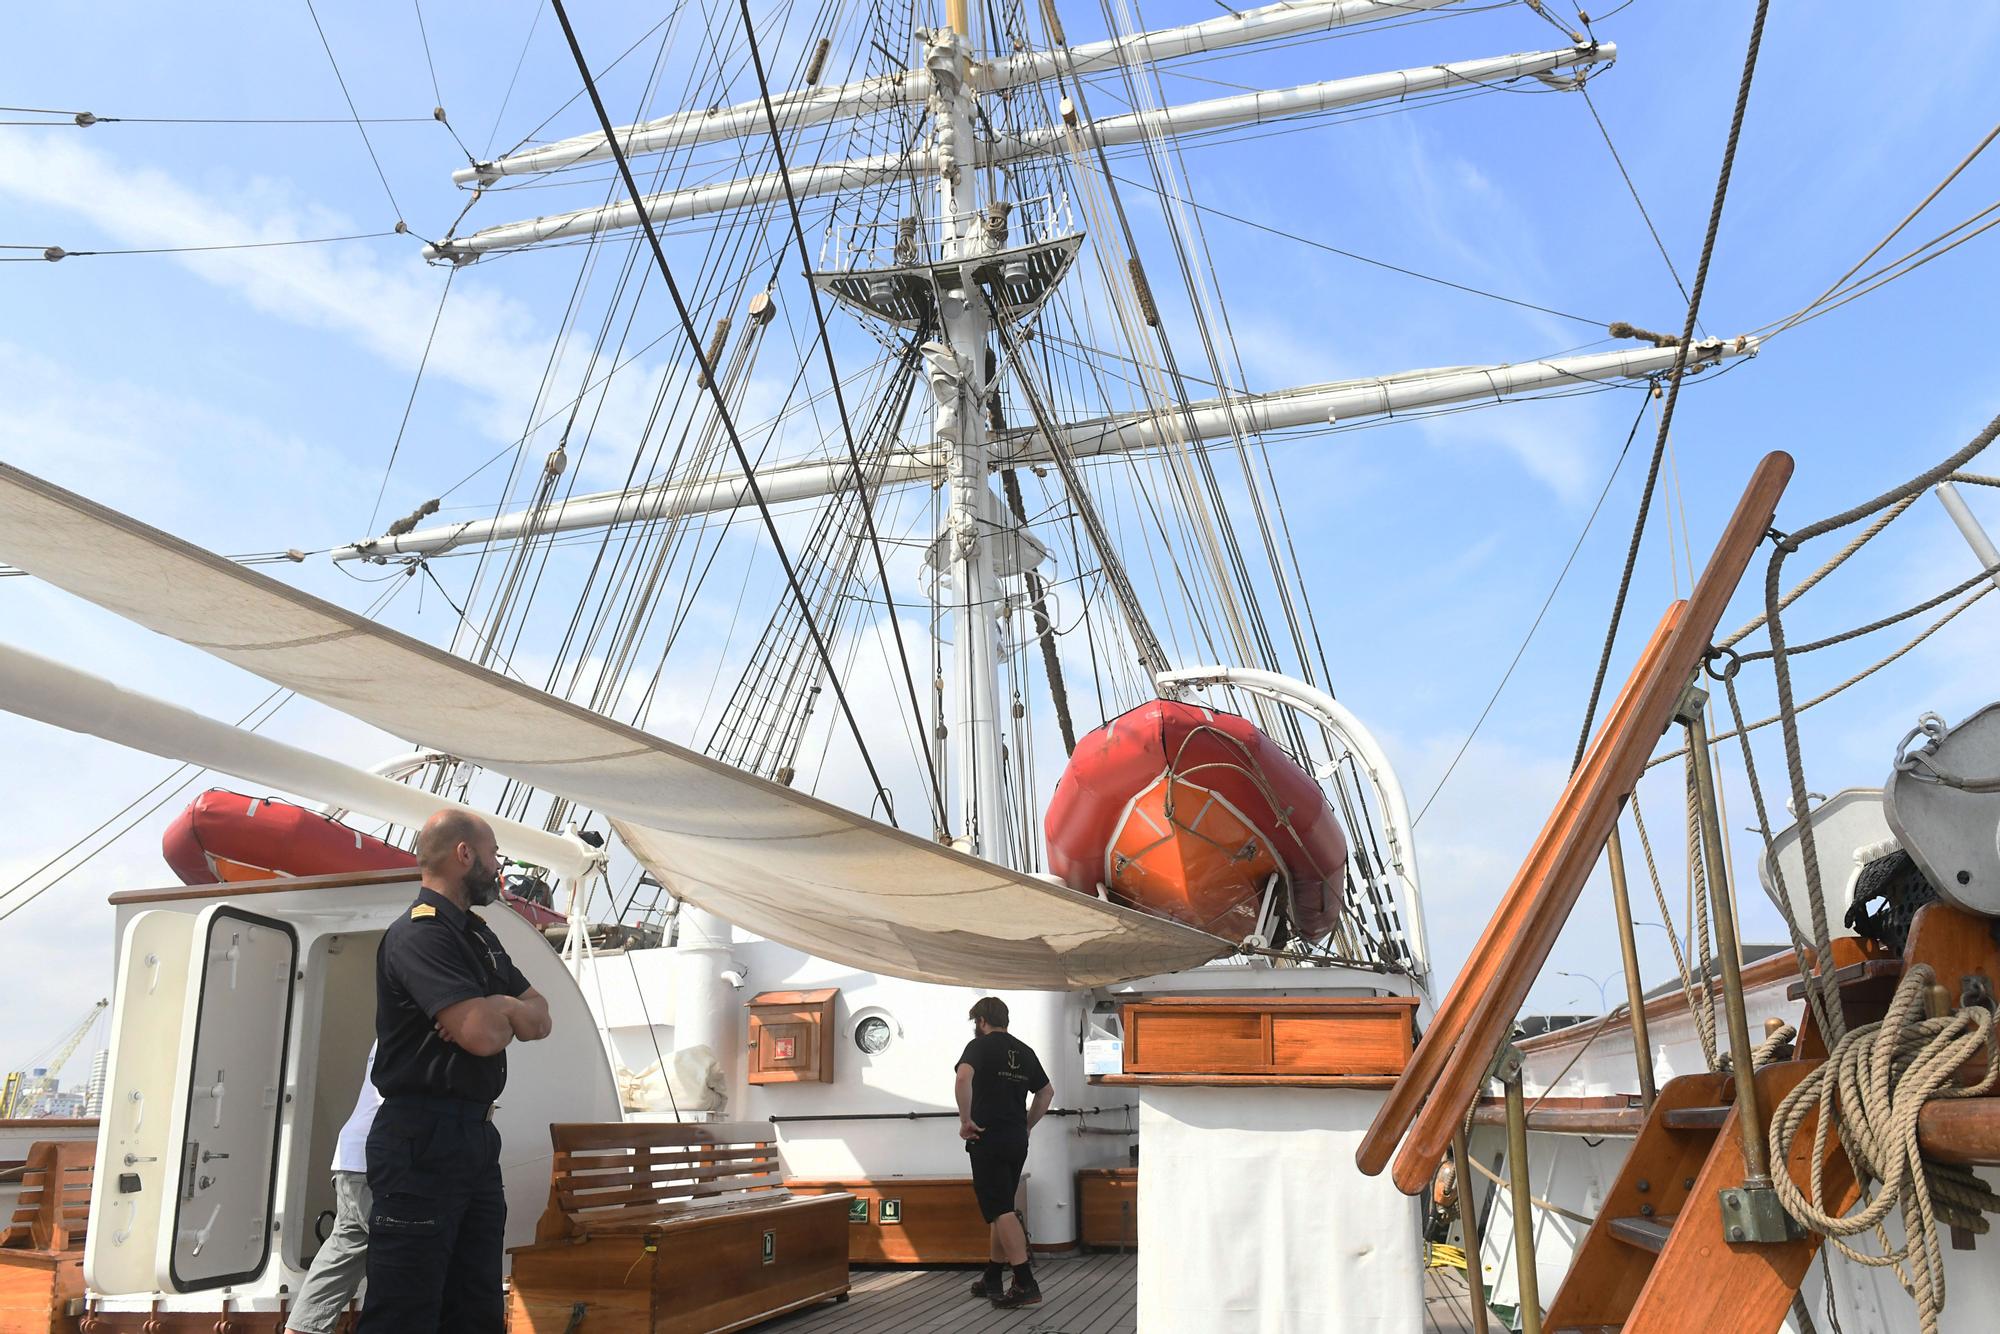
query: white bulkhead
[{"left": 83, "top": 873, "right": 619, "bottom": 1318}]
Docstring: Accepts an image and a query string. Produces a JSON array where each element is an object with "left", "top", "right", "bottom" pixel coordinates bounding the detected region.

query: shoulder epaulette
[{"left": 410, "top": 904, "right": 437, "bottom": 919}]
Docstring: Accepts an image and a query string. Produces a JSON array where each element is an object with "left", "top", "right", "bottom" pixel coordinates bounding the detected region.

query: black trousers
[{"left": 355, "top": 1096, "right": 507, "bottom": 1333}]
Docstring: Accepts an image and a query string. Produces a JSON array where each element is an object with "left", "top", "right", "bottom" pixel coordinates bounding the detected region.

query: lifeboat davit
[
  {"left": 1044, "top": 699, "right": 1348, "bottom": 942},
  {"left": 162, "top": 788, "right": 566, "bottom": 928}
]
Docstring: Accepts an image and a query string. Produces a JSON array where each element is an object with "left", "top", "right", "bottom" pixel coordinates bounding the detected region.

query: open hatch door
[
  {"left": 157, "top": 905, "right": 297, "bottom": 1292},
  {"left": 86, "top": 910, "right": 195, "bottom": 1294}
]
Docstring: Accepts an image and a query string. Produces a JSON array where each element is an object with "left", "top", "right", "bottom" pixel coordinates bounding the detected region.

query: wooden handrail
[
  {"left": 1354, "top": 598, "right": 1685, "bottom": 1177},
  {"left": 1360, "top": 452, "right": 1794, "bottom": 1195}
]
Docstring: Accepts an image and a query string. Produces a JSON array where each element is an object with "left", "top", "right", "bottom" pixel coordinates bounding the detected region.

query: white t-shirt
[{"left": 330, "top": 1047, "right": 383, "bottom": 1175}]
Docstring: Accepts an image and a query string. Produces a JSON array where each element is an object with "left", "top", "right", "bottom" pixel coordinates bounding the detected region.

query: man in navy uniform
[
  {"left": 356, "top": 809, "right": 552, "bottom": 1333},
  {"left": 956, "top": 996, "right": 1053, "bottom": 1309}
]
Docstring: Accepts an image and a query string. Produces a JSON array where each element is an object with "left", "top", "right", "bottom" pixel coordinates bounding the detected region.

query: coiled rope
[{"left": 1767, "top": 965, "right": 2000, "bottom": 1334}]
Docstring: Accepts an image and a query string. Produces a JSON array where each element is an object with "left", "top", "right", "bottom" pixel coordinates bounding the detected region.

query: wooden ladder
[{"left": 1544, "top": 1064, "right": 1856, "bottom": 1334}]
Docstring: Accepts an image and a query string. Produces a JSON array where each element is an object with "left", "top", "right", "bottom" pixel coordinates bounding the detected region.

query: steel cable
[{"left": 1569, "top": 0, "right": 1772, "bottom": 772}]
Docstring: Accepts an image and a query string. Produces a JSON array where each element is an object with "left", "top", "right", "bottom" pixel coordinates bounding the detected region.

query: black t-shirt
[
  {"left": 956, "top": 1031, "right": 1050, "bottom": 1135},
  {"left": 373, "top": 887, "right": 532, "bottom": 1104}
]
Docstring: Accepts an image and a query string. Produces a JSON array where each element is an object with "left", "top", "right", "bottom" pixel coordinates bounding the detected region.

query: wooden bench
[
  {"left": 0, "top": 1139, "right": 91, "bottom": 1334},
  {"left": 507, "top": 1122, "right": 850, "bottom": 1333}
]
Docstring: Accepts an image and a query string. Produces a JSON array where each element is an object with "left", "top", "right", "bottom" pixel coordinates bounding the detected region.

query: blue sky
[{"left": 4, "top": 0, "right": 2000, "bottom": 1068}]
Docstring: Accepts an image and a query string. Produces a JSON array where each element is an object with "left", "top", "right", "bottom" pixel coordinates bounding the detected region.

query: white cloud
[{"left": 0, "top": 134, "right": 699, "bottom": 507}]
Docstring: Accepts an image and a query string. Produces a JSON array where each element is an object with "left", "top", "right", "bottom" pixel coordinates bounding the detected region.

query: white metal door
[
  {"left": 85, "top": 910, "right": 196, "bottom": 1295},
  {"left": 157, "top": 904, "right": 297, "bottom": 1292}
]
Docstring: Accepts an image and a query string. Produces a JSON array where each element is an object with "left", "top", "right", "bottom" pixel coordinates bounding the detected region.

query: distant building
[
  {"left": 84, "top": 1049, "right": 109, "bottom": 1117},
  {"left": 10, "top": 1068, "right": 58, "bottom": 1116},
  {"left": 30, "top": 1090, "right": 86, "bottom": 1119}
]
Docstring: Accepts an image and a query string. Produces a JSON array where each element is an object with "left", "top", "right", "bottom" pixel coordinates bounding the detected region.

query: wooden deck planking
[
  {"left": 755, "top": 1254, "right": 1475, "bottom": 1332},
  {"left": 1423, "top": 1265, "right": 1485, "bottom": 1334},
  {"left": 754, "top": 1253, "right": 1137, "bottom": 1333}
]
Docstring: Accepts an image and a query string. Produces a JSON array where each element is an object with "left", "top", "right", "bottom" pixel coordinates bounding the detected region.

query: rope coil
[{"left": 1769, "top": 965, "right": 2000, "bottom": 1334}]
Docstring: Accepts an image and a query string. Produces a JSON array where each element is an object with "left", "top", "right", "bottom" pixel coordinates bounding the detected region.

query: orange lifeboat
[
  {"left": 161, "top": 788, "right": 566, "bottom": 929},
  {"left": 1044, "top": 699, "right": 1348, "bottom": 942}
]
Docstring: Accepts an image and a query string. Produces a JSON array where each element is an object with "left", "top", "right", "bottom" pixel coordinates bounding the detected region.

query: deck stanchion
[
  {"left": 1683, "top": 687, "right": 1802, "bottom": 1245},
  {"left": 1605, "top": 826, "right": 1657, "bottom": 1110},
  {"left": 1452, "top": 1130, "right": 1493, "bottom": 1334},
  {"left": 1499, "top": 1046, "right": 1542, "bottom": 1334},
  {"left": 1682, "top": 689, "right": 1770, "bottom": 1186}
]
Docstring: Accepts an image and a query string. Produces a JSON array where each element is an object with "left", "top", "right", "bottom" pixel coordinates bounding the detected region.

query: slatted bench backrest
[
  {"left": 0, "top": 1140, "right": 93, "bottom": 1253},
  {"left": 540, "top": 1121, "right": 786, "bottom": 1240}
]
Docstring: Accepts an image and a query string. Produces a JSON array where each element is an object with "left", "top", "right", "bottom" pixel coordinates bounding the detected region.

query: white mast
[
  {"left": 334, "top": 336, "right": 1756, "bottom": 561},
  {"left": 928, "top": 11, "right": 1012, "bottom": 861}
]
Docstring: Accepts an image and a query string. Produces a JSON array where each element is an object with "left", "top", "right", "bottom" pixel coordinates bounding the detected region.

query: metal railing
[{"left": 817, "top": 190, "right": 1076, "bottom": 273}]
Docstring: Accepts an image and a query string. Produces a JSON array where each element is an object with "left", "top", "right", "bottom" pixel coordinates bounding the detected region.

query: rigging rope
[
  {"left": 1568, "top": 0, "right": 1771, "bottom": 773},
  {"left": 547, "top": 0, "right": 904, "bottom": 826},
  {"left": 1108, "top": 172, "right": 1614, "bottom": 328},
  {"left": 733, "top": 0, "right": 948, "bottom": 833},
  {"left": 1461, "top": 1152, "right": 1596, "bottom": 1228},
  {"left": 1739, "top": 558, "right": 2000, "bottom": 664},
  {"left": 368, "top": 266, "right": 455, "bottom": 534},
  {"left": 302, "top": 0, "right": 406, "bottom": 225},
  {"left": 1755, "top": 407, "right": 2000, "bottom": 1047},
  {"left": 1718, "top": 495, "right": 1919, "bottom": 651},
  {"left": 1765, "top": 120, "right": 2000, "bottom": 338},
  {"left": 1651, "top": 583, "right": 1995, "bottom": 770},
  {"left": 1629, "top": 793, "right": 1719, "bottom": 1067},
  {"left": 1416, "top": 392, "right": 1651, "bottom": 825},
  {"left": 1767, "top": 965, "right": 2000, "bottom": 1334},
  {"left": 1579, "top": 85, "right": 1691, "bottom": 308}
]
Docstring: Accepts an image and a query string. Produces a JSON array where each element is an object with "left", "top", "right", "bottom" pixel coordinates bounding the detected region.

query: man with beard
[{"left": 355, "top": 809, "right": 552, "bottom": 1333}]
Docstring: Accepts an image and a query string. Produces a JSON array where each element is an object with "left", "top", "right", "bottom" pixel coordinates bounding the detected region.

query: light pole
[{"left": 1556, "top": 969, "right": 1624, "bottom": 1015}]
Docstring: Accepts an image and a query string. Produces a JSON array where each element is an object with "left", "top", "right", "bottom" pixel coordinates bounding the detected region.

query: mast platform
[{"left": 813, "top": 193, "right": 1083, "bottom": 328}]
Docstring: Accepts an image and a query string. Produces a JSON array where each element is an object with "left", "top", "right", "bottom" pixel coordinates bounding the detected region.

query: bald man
[{"left": 355, "top": 809, "right": 552, "bottom": 1333}]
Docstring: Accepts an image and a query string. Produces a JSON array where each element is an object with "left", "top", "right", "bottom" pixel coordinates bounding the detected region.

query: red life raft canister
[{"left": 1043, "top": 699, "right": 1348, "bottom": 942}]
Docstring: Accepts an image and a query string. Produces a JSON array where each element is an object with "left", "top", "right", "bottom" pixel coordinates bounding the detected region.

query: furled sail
[{"left": 0, "top": 463, "right": 1230, "bottom": 988}]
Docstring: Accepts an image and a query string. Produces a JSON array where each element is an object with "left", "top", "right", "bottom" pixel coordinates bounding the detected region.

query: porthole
[{"left": 855, "top": 1014, "right": 894, "bottom": 1054}]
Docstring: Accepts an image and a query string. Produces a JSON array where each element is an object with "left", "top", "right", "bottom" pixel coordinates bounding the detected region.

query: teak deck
[{"left": 752, "top": 1253, "right": 1484, "bottom": 1333}]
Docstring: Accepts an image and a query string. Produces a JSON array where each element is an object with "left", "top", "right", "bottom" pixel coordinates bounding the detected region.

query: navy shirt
[
  {"left": 956, "top": 1031, "right": 1050, "bottom": 1136},
  {"left": 372, "top": 886, "right": 532, "bottom": 1104}
]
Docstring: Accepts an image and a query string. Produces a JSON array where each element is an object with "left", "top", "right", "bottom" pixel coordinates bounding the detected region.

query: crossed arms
[{"left": 435, "top": 988, "right": 552, "bottom": 1057}]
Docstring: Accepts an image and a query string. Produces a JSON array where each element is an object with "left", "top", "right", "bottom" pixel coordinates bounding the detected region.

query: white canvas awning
[{"left": 0, "top": 464, "right": 1229, "bottom": 988}]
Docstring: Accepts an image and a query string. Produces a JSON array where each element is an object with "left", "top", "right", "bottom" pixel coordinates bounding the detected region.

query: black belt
[{"left": 383, "top": 1094, "right": 497, "bottom": 1122}]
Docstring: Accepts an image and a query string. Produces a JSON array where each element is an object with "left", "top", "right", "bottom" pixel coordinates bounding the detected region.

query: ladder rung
[
  {"left": 1661, "top": 1105, "right": 1730, "bottom": 1131},
  {"left": 1607, "top": 1215, "right": 1674, "bottom": 1253}
]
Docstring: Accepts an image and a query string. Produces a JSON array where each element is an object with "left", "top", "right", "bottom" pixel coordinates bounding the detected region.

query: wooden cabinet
[
  {"left": 747, "top": 988, "right": 838, "bottom": 1085},
  {"left": 1076, "top": 1168, "right": 1138, "bottom": 1250},
  {"left": 788, "top": 1176, "right": 1028, "bottom": 1262},
  {"left": 1099, "top": 995, "right": 1419, "bottom": 1086}
]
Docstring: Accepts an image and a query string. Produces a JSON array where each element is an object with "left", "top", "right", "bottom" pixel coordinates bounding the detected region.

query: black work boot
[
  {"left": 991, "top": 1281, "right": 1043, "bottom": 1309},
  {"left": 970, "top": 1262, "right": 1005, "bottom": 1299}
]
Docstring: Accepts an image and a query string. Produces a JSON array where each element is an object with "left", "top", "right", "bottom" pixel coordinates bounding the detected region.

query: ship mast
[
  {"left": 345, "top": 0, "right": 1754, "bottom": 901},
  {"left": 929, "top": 4, "right": 1011, "bottom": 861}
]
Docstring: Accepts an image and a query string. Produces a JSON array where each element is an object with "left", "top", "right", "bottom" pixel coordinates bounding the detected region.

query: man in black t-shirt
[
  {"left": 955, "top": 996, "right": 1053, "bottom": 1309},
  {"left": 356, "top": 809, "right": 553, "bottom": 1333}
]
